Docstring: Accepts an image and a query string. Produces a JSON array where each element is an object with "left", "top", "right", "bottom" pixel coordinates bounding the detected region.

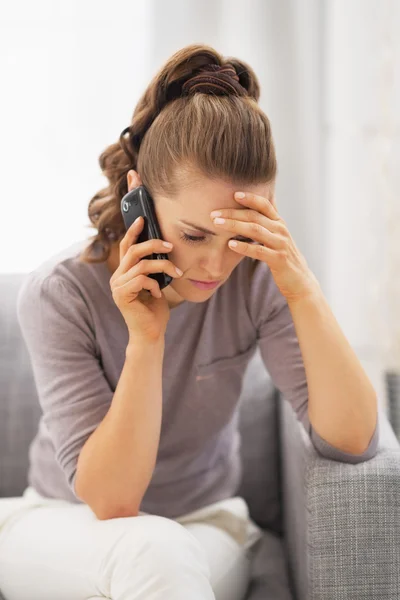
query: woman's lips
[{"left": 189, "top": 279, "right": 220, "bottom": 290}]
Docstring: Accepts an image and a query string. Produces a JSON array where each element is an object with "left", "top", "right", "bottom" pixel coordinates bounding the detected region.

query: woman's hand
[
  {"left": 210, "top": 191, "right": 320, "bottom": 303},
  {"left": 109, "top": 216, "right": 183, "bottom": 343}
]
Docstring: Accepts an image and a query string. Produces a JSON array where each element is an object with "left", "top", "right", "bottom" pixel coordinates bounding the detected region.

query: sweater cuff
[{"left": 309, "top": 411, "right": 380, "bottom": 463}]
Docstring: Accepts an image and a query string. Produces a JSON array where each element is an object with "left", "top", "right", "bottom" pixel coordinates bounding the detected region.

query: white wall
[
  {"left": 324, "top": 0, "right": 400, "bottom": 407},
  {"left": 0, "top": 0, "right": 153, "bottom": 273}
]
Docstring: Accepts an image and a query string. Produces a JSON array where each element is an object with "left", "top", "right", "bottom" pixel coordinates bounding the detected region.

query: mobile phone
[{"left": 120, "top": 185, "right": 173, "bottom": 290}]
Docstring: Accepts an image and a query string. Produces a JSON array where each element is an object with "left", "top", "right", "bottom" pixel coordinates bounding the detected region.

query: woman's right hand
[{"left": 109, "top": 216, "right": 182, "bottom": 343}]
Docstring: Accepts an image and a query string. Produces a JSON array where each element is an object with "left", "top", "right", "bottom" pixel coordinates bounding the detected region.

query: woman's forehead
[{"left": 170, "top": 176, "right": 271, "bottom": 207}]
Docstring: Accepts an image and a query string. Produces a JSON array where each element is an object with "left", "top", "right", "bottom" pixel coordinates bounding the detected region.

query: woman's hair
[{"left": 79, "top": 43, "right": 277, "bottom": 264}]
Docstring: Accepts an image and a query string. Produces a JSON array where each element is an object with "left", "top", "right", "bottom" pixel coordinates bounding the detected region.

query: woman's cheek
[{"left": 170, "top": 241, "right": 189, "bottom": 266}]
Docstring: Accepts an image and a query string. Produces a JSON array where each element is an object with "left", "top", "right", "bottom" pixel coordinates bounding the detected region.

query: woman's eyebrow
[{"left": 179, "top": 220, "right": 217, "bottom": 236}]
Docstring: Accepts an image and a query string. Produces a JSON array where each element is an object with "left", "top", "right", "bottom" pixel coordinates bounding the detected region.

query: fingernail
[
  {"left": 163, "top": 241, "right": 173, "bottom": 248},
  {"left": 175, "top": 267, "right": 183, "bottom": 276},
  {"left": 134, "top": 216, "right": 141, "bottom": 224}
]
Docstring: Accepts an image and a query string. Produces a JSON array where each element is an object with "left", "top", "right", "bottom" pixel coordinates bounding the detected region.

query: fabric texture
[
  {"left": 0, "top": 487, "right": 254, "bottom": 600},
  {"left": 279, "top": 398, "right": 400, "bottom": 600},
  {"left": 0, "top": 275, "right": 42, "bottom": 497},
  {"left": 14, "top": 240, "right": 379, "bottom": 520}
]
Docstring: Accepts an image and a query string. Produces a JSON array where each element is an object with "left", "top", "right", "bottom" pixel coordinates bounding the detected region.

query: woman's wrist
[{"left": 126, "top": 335, "right": 165, "bottom": 360}]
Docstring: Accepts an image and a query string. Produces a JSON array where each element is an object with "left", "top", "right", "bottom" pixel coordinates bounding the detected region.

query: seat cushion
[{"left": 245, "top": 528, "right": 293, "bottom": 600}]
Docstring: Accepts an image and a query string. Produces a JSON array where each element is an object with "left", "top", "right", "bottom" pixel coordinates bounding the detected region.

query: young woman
[{"left": 0, "top": 43, "right": 379, "bottom": 600}]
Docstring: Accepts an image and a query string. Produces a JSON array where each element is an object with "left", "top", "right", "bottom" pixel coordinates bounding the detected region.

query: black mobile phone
[{"left": 120, "top": 185, "right": 173, "bottom": 290}]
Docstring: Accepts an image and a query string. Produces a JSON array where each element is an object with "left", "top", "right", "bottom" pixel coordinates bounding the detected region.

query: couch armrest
[{"left": 278, "top": 397, "right": 400, "bottom": 600}]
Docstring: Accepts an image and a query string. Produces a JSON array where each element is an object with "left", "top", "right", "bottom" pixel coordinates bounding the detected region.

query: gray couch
[{"left": 1, "top": 273, "right": 400, "bottom": 600}]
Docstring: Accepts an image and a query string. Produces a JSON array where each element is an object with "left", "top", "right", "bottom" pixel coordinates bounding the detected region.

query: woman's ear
[{"left": 127, "top": 169, "right": 143, "bottom": 192}]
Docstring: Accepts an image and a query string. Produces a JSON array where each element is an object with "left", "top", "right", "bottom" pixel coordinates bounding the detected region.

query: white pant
[{"left": 0, "top": 487, "right": 263, "bottom": 600}]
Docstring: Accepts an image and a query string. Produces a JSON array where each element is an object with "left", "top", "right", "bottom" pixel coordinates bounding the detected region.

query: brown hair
[{"left": 79, "top": 43, "right": 277, "bottom": 264}]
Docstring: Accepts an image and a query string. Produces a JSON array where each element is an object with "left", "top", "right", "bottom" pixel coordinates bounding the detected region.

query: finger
[
  {"left": 112, "top": 273, "right": 162, "bottom": 301},
  {"left": 119, "top": 216, "right": 144, "bottom": 264},
  {"left": 233, "top": 191, "right": 280, "bottom": 221},
  {"left": 228, "top": 239, "right": 275, "bottom": 261},
  {"left": 114, "top": 259, "right": 182, "bottom": 288},
  {"left": 214, "top": 218, "right": 283, "bottom": 249},
  {"left": 112, "top": 239, "right": 174, "bottom": 284},
  {"left": 211, "top": 209, "right": 283, "bottom": 235},
  {"left": 210, "top": 208, "right": 254, "bottom": 222}
]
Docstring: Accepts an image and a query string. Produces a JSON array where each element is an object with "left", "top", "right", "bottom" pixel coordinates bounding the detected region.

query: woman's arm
[
  {"left": 75, "top": 338, "right": 165, "bottom": 519},
  {"left": 247, "top": 259, "right": 378, "bottom": 462},
  {"left": 17, "top": 271, "right": 166, "bottom": 520},
  {"left": 287, "top": 287, "right": 378, "bottom": 455}
]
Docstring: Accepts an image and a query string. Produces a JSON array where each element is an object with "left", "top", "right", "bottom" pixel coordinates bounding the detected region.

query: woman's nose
[{"left": 199, "top": 251, "right": 225, "bottom": 278}]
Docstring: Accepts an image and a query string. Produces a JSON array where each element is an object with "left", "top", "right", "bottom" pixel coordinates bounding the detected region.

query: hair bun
[{"left": 182, "top": 63, "right": 247, "bottom": 97}]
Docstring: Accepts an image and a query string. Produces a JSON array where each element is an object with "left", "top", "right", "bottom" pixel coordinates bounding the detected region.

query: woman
[{"left": 0, "top": 43, "right": 379, "bottom": 600}]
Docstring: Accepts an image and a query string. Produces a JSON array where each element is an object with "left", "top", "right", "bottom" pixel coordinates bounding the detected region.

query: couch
[{"left": 1, "top": 273, "right": 400, "bottom": 600}]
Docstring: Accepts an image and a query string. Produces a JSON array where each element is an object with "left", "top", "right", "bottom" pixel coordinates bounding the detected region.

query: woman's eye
[
  {"left": 180, "top": 232, "right": 255, "bottom": 245},
  {"left": 180, "top": 233, "right": 205, "bottom": 244}
]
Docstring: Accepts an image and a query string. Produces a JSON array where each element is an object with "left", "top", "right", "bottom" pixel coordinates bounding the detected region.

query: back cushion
[
  {"left": 237, "top": 348, "right": 282, "bottom": 534},
  {"left": 0, "top": 274, "right": 41, "bottom": 497}
]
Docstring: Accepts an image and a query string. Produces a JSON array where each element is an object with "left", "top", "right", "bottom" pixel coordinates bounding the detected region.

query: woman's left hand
[{"left": 210, "top": 191, "right": 321, "bottom": 303}]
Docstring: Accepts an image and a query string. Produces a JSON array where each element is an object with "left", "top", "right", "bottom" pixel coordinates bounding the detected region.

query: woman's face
[{"left": 126, "top": 170, "right": 273, "bottom": 308}]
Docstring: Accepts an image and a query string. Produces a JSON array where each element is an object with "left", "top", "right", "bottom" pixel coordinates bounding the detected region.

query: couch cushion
[
  {"left": 0, "top": 274, "right": 41, "bottom": 497},
  {"left": 237, "top": 348, "right": 282, "bottom": 534}
]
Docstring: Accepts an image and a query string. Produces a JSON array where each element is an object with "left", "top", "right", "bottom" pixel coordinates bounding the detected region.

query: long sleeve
[
  {"left": 16, "top": 271, "right": 114, "bottom": 495},
  {"left": 247, "top": 260, "right": 379, "bottom": 463}
]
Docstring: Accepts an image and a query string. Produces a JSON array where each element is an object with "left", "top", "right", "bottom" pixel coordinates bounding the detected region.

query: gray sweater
[{"left": 17, "top": 240, "right": 379, "bottom": 519}]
